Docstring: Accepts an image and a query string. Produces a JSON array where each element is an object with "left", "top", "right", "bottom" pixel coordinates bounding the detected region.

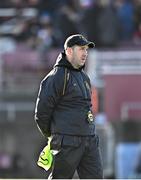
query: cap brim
[
  {"left": 81, "top": 41, "right": 95, "bottom": 48},
  {"left": 87, "top": 42, "right": 95, "bottom": 48}
]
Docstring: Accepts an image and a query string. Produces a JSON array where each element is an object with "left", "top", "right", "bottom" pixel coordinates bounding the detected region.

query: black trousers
[{"left": 49, "top": 134, "right": 103, "bottom": 179}]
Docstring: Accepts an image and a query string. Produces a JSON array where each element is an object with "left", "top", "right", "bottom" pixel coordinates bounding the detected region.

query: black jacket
[{"left": 35, "top": 52, "right": 95, "bottom": 137}]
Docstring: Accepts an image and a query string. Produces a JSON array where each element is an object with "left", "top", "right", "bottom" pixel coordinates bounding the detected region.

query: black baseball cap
[{"left": 64, "top": 34, "right": 95, "bottom": 49}]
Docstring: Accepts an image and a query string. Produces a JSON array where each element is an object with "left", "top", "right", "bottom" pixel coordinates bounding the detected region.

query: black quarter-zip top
[{"left": 35, "top": 51, "right": 95, "bottom": 137}]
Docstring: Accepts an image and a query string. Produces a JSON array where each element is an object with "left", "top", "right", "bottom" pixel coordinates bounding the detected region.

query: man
[{"left": 35, "top": 34, "right": 103, "bottom": 179}]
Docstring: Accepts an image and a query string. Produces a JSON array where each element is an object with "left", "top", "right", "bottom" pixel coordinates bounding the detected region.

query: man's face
[{"left": 70, "top": 45, "right": 88, "bottom": 69}]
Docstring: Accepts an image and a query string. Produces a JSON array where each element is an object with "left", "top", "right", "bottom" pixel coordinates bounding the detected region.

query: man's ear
[{"left": 66, "top": 47, "right": 73, "bottom": 56}]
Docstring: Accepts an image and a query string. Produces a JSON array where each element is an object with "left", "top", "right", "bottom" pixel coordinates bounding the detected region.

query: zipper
[{"left": 62, "top": 68, "right": 67, "bottom": 96}]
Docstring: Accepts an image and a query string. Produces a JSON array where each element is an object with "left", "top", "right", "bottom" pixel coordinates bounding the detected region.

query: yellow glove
[{"left": 37, "top": 138, "right": 53, "bottom": 171}]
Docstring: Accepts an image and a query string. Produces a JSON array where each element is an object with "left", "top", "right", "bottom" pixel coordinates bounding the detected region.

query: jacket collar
[{"left": 54, "top": 51, "right": 84, "bottom": 71}]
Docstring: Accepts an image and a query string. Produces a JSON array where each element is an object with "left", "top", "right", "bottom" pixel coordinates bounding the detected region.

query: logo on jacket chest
[{"left": 73, "top": 83, "right": 77, "bottom": 87}]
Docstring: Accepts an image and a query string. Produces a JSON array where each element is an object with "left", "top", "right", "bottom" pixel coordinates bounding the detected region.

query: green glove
[{"left": 37, "top": 138, "right": 53, "bottom": 171}]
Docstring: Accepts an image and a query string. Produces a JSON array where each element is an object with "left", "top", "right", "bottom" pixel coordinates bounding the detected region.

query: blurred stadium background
[{"left": 0, "top": 0, "right": 141, "bottom": 178}]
